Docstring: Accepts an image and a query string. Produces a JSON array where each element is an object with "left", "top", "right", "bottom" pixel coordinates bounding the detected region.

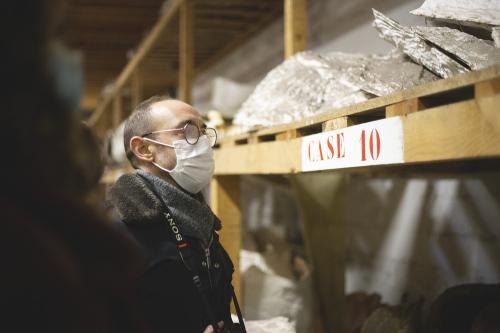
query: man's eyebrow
[
  {"left": 172, "top": 119, "right": 189, "bottom": 128},
  {"left": 172, "top": 118, "right": 203, "bottom": 129}
]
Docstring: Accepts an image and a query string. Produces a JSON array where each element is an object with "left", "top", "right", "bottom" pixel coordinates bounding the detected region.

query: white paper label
[{"left": 301, "top": 117, "right": 404, "bottom": 172}]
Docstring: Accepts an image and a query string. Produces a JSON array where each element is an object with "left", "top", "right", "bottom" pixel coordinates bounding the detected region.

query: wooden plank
[
  {"left": 214, "top": 94, "right": 500, "bottom": 174},
  {"left": 179, "top": 0, "right": 194, "bottom": 103},
  {"left": 211, "top": 176, "right": 242, "bottom": 310},
  {"left": 284, "top": 0, "right": 307, "bottom": 59},
  {"left": 131, "top": 69, "right": 142, "bottom": 111},
  {"left": 276, "top": 129, "right": 300, "bottom": 141},
  {"left": 248, "top": 135, "right": 260, "bottom": 144},
  {"left": 214, "top": 139, "right": 301, "bottom": 175},
  {"left": 403, "top": 94, "right": 500, "bottom": 163},
  {"left": 290, "top": 173, "right": 346, "bottom": 333},
  {"left": 112, "top": 93, "right": 122, "bottom": 129},
  {"left": 88, "top": 0, "right": 184, "bottom": 126},
  {"left": 385, "top": 98, "right": 425, "bottom": 118},
  {"left": 475, "top": 77, "right": 500, "bottom": 98},
  {"left": 322, "top": 116, "right": 356, "bottom": 131}
]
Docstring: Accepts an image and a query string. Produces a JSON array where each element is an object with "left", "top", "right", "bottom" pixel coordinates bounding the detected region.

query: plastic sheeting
[
  {"left": 232, "top": 315, "right": 296, "bottom": 333},
  {"left": 413, "top": 26, "right": 500, "bottom": 70},
  {"left": 372, "top": 9, "right": 468, "bottom": 79},
  {"left": 233, "top": 50, "right": 436, "bottom": 129},
  {"left": 493, "top": 27, "right": 500, "bottom": 48},
  {"left": 410, "top": 0, "right": 500, "bottom": 27}
]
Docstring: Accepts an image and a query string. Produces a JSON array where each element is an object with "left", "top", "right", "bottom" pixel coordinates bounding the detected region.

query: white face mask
[{"left": 144, "top": 135, "right": 215, "bottom": 194}]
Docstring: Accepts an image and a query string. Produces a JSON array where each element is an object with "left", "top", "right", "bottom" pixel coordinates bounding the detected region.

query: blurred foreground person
[{"left": 0, "top": 1, "right": 146, "bottom": 332}]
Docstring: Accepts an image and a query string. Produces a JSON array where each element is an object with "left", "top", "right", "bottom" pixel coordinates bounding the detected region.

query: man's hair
[{"left": 124, "top": 95, "right": 172, "bottom": 168}]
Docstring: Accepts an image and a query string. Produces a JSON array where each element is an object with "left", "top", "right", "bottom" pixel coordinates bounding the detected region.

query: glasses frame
[{"left": 141, "top": 121, "right": 217, "bottom": 147}]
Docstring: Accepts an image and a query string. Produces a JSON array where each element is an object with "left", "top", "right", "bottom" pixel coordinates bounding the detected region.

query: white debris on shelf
[
  {"left": 372, "top": 9, "right": 469, "bottom": 78},
  {"left": 239, "top": 249, "right": 312, "bottom": 332},
  {"left": 233, "top": 51, "right": 371, "bottom": 129},
  {"left": 245, "top": 317, "right": 296, "bottom": 333},
  {"left": 233, "top": 50, "right": 436, "bottom": 129},
  {"left": 493, "top": 27, "right": 500, "bottom": 48},
  {"left": 410, "top": 0, "right": 500, "bottom": 27},
  {"left": 232, "top": 315, "right": 296, "bottom": 333},
  {"left": 105, "top": 122, "right": 127, "bottom": 164},
  {"left": 345, "top": 49, "right": 438, "bottom": 97},
  {"left": 412, "top": 26, "right": 500, "bottom": 70}
]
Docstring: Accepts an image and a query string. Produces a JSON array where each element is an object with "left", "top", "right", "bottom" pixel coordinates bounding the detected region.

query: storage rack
[
  {"left": 212, "top": 65, "right": 500, "bottom": 331},
  {"left": 89, "top": 0, "right": 500, "bottom": 330}
]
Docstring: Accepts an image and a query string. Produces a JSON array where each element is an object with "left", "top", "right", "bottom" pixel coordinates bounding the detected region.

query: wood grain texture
[
  {"left": 211, "top": 176, "right": 242, "bottom": 310},
  {"left": 385, "top": 98, "right": 424, "bottom": 118},
  {"left": 214, "top": 94, "right": 500, "bottom": 174},
  {"left": 179, "top": 0, "right": 194, "bottom": 103},
  {"left": 403, "top": 95, "right": 500, "bottom": 163},
  {"left": 284, "top": 0, "right": 307, "bottom": 59}
]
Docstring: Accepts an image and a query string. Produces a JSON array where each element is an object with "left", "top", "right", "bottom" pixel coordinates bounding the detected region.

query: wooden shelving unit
[
  {"left": 212, "top": 65, "right": 500, "bottom": 332},
  {"left": 214, "top": 65, "right": 500, "bottom": 175},
  {"left": 89, "top": 0, "right": 500, "bottom": 330},
  {"left": 88, "top": 0, "right": 285, "bottom": 138}
]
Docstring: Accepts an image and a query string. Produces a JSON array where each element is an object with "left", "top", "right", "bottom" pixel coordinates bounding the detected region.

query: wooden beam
[
  {"left": 475, "top": 77, "right": 500, "bottom": 98},
  {"left": 385, "top": 98, "right": 424, "bottom": 118},
  {"left": 403, "top": 95, "right": 500, "bottom": 163},
  {"left": 112, "top": 93, "right": 122, "bottom": 129},
  {"left": 131, "top": 69, "right": 142, "bottom": 111},
  {"left": 284, "top": 0, "right": 307, "bottom": 59},
  {"left": 211, "top": 176, "right": 242, "bottom": 310},
  {"left": 179, "top": 0, "right": 194, "bottom": 103},
  {"left": 89, "top": 0, "right": 184, "bottom": 127},
  {"left": 322, "top": 116, "right": 356, "bottom": 131},
  {"left": 290, "top": 173, "right": 346, "bottom": 333},
  {"left": 214, "top": 94, "right": 500, "bottom": 175},
  {"left": 214, "top": 139, "right": 301, "bottom": 175}
]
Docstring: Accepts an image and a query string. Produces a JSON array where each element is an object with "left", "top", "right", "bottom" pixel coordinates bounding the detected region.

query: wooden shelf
[
  {"left": 89, "top": 0, "right": 284, "bottom": 136},
  {"left": 214, "top": 65, "right": 500, "bottom": 175}
]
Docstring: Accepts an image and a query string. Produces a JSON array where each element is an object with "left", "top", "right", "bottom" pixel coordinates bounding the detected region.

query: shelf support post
[
  {"left": 290, "top": 173, "right": 347, "bottom": 333},
  {"left": 112, "top": 92, "right": 122, "bottom": 129},
  {"left": 284, "top": 0, "right": 307, "bottom": 59},
  {"left": 179, "top": 0, "right": 194, "bottom": 103},
  {"left": 211, "top": 176, "right": 242, "bottom": 311},
  {"left": 131, "top": 69, "right": 142, "bottom": 111}
]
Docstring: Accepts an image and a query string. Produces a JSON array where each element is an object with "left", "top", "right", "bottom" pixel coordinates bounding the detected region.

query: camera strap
[{"left": 139, "top": 174, "right": 246, "bottom": 332}]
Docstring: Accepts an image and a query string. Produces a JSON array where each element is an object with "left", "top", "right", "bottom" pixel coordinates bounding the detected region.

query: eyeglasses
[{"left": 141, "top": 121, "right": 217, "bottom": 147}]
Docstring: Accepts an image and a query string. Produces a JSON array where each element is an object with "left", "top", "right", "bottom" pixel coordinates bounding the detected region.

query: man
[{"left": 108, "top": 96, "right": 235, "bottom": 333}]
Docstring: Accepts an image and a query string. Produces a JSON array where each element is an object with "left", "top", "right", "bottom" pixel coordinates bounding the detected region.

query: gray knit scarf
[{"left": 110, "top": 170, "right": 216, "bottom": 247}]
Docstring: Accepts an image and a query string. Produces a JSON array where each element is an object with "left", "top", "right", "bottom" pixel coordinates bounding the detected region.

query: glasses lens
[
  {"left": 184, "top": 123, "right": 200, "bottom": 144},
  {"left": 205, "top": 128, "right": 217, "bottom": 147}
]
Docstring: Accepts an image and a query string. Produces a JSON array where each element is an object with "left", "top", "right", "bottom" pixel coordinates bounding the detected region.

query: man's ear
[{"left": 130, "top": 136, "right": 154, "bottom": 163}]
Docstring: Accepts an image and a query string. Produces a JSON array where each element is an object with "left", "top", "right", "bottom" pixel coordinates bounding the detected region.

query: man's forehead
[{"left": 150, "top": 99, "right": 201, "bottom": 127}]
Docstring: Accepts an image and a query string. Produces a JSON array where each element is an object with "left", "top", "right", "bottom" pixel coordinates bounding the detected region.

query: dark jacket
[
  {"left": 108, "top": 172, "right": 235, "bottom": 333},
  {"left": 0, "top": 193, "right": 147, "bottom": 333}
]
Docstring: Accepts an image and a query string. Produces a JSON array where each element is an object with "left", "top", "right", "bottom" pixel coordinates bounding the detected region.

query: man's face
[{"left": 148, "top": 99, "right": 204, "bottom": 171}]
